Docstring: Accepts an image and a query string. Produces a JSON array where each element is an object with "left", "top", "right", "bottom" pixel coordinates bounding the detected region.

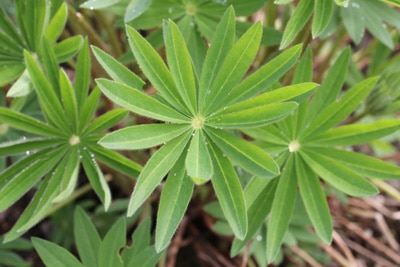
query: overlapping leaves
[
  {"left": 241, "top": 47, "right": 400, "bottom": 262},
  {"left": 279, "top": 0, "right": 400, "bottom": 49},
  {"left": 0, "top": 0, "right": 83, "bottom": 95},
  {"left": 94, "top": 7, "right": 317, "bottom": 252},
  {"left": 0, "top": 40, "right": 141, "bottom": 242}
]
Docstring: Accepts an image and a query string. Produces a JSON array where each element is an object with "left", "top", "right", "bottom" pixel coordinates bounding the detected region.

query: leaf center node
[
  {"left": 186, "top": 3, "right": 197, "bottom": 15},
  {"left": 69, "top": 135, "right": 80, "bottom": 146},
  {"left": 192, "top": 116, "right": 204, "bottom": 130},
  {"left": 289, "top": 140, "right": 300, "bottom": 152}
]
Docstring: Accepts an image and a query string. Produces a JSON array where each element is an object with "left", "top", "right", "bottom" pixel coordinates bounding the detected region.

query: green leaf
[
  {"left": 6, "top": 69, "right": 31, "bottom": 97},
  {"left": 81, "top": 149, "right": 112, "bottom": 211},
  {"left": 96, "top": 79, "right": 190, "bottom": 123},
  {"left": 3, "top": 161, "right": 68, "bottom": 242},
  {"left": 301, "top": 148, "right": 378, "bottom": 196},
  {"left": 222, "top": 83, "right": 317, "bottom": 114},
  {"left": 311, "top": 120, "right": 400, "bottom": 146},
  {"left": 60, "top": 69, "right": 79, "bottom": 132},
  {"left": 53, "top": 36, "right": 83, "bottom": 62},
  {"left": 185, "top": 130, "right": 213, "bottom": 183},
  {"left": 79, "top": 87, "right": 101, "bottom": 132},
  {"left": 131, "top": 217, "right": 152, "bottom": 254},
  {"left": 83, "top": 109, "right": 129, "bottom": 135},
  {"left": 80, "top": 0, "right": 120, "bottom": 9},
  {"left": 156, "top": 155, "right": 194, "bottom": 252},
  {"left": 126, "top": 25, "right": 188, "bottom": 114},
  {"left": 307, "top": 47, "right": 350, "bottom": 121},
  {"left": 99, "top": 123, "right": 190, "bottom": 150},
  {"left": 207, "top": 128, "right": 279, "bottom": 178},
  {"left": 0, "top": 137, "right": 61, "bottom": 156},
  {"left": 25, "top": 50, "right": 68, "bottom": 131},
  {"left": 207, "top": 102, "right": 298, "bottom": 128},
  {"left": 380, "top": 0, "right": 400, "bottom": 7},
  {"left": 41, "top": 38, "right": 60, "bottom": 93},
  {"left": 0, "top": 251, "right": 29, "bottom": 267},
  {"left": 45, "top": 2, "right": 68, "bottom": 43},
  {"left": 312, "top": 0, "right": 333, "bottom": 37},
  {"left": 0, "top": 8, "right": 24, "bottom": 47},
  {"left": 296, "top": 154, "right": 332, "bottom": 243},
  {"left": 198, "top": 7, "right": 235, "bottom": 108},
  {"left": 0, "top": 148, "right": 64, "bottom": 212},
  {"left": 202, "top": 22, "right": 263, "bottom": 115},
  {"left": 164, "top": 20, "right": 197, "bottom": 114},
  {"left": 88, "top": 145, "right": 142, "bottom": 178},
  {"left": 209, "top": 142, "right": 247, "bottom": 240},
  {"left": 127, "top": 132, "right": 191, "bottom": 216},
  {"left": 266, "top": 155, "right": 297, "bottom": 263},
  {"left": 52, "top": 148, "right": 80, "bottom": 203},
  {"left": 231, "top": 178, "right": 278, "bottom": 256},
  {"left": 92, "top": 46, "right": 145, "bottom": 89},
  {"left": 125, "top": 246, "right": 162, "bottom": 267},
  {"left": 0, "top": 107, "right": 64, "bottom": 137},
  {"left": 312, "top": 147, "right": 400, "bottom": 180},
  {"left": 0, "top": 64, "right": 25, "bottom": 87},
  {"left": 223, "top": 44, "right": 302, "bottom": 105},
  {"left": 75, "top": 39, "right": 91, "bottom": 111},
  {"left": 280, "top": 0, "right": 314, "bottom": 49},
  {"left": 74, "top": 207, "right": 101, "bottom": 267},
  {"left": 125, "top": 0, "right": 152, "bottom": 22},
  {"left": 32, "top": 238, "right": 84, "bottom": 267},
  {"left": 301, "top": 77, "right": 379, "bottom": 141},
  {"left": 176, "top": 15, "right": 207, "bottom": 78},
  {"left": 98, "top": 218, "right": 126, "bottom": 267},
  {"left": 340, "top": 2, "right": 364, "bottom": 44}
]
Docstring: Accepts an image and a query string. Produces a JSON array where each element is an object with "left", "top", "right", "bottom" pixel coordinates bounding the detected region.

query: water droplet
[
  {"left": 89, "top": 6, "right": 94, "bottom": 10},
  {"left": 173, "top": 173, "right": 177, "bottom": 176},
  {"left": 207, "top": 90, "right": 211, "bottom": 95},
  {"left": 168, "top": 7, "right": 173, "bottom": 13},
  {"left": 351, "top": 2, "right": 360, "bottom": 8},
  {"left": 256, "top": 235, "right": 262, "bottom": 241}
]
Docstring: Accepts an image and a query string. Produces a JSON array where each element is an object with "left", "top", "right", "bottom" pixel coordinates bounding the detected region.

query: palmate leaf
[
  {"left": 311, "top": 147, "right": 400, "bottom": 180},
  {"left": 209, "top": 142, "right": 247, "bottom": 240},
  {"left": 267, "top": 155, "right": 297, "bottom": 263},
  {"left": 311, "top": 120, "right": 400, "bottom": 146},
  {"left": 301, "top": 148, "right": 378, "bottom": 196},
  {"left": 127, "top": 132, "right": 192, "bottom": 216},
  {"left": 99, "top": 124, "right": 190, "bottom": 150},
  {"left": 164, "top": 20, "right": 197, "bottom": 114},
  {"left": 231, "top": 178, "right": 278, "bottom": 256},
  {"left": 0, "top": 147, "right": 65, "bottom": 212},
  {"left": 301, "top": 77, "right": 379, "bottom": 141},
  {"left": 202, "top": 22, "right": 262, "bottom": 115},
  {"left": 280, "top": 0, "right": 314, "bottom": 49},
  {"left": 126, "top": 25, "right": 188, "bottom": 114},
  {"left": 223, "top": 44, "right": 302, "bottom": 105},
  {"left": 156, "top": 155, "right": 194, "bottom": 252},
  {"left": 185, "top": 130, "right": 213, "bottom": 183},
  {"left": 206, "top": 128, "right": 279, "bottom": 178},
  {"left": 312, "top": 0, "right": 333, "bottom": 37},
  {"left": 198, "top": 7, "right": 235, "bottom": 108},
  {"left": 74, "top": 207, "right": 101, "bottom": 267},
  {"left": 96, "top": 79, "right": 189, "bottom": 123},
  {"left": 98, "top": 218, "right": 126, "bottom": 267},
  {"left": 92, "top": 45, "right": 145, "bottom": 89},
  {"left": 296, "top": 154, "right": 332, "bottom": 244},
  {"left": 32, "top": 238, "right": 84, "bottom": 267},
  {"left": 207, "top": 102, "right": 298, "bottom": 128},
  {"left": 0, "top": 137, "right": 61, "bottom": 156},
  {"left": 81, "top": 148, "right": 112, "bottom": 211},
  {"left": 3, "top": 158, "right": 69, "bottom": 242}
]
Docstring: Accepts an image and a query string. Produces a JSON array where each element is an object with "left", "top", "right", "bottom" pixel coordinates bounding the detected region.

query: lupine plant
[{"left": 1, "top": 0, "right": 400, "bottom": 266}]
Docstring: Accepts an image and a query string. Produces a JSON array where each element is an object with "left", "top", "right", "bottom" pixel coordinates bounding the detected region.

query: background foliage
[{"left": 1, "top": 0, "right": 400, "bottom": 266}]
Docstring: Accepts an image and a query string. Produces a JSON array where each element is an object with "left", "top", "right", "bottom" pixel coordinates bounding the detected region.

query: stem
[
  {"left": 315, "top": 26, "right": 347, "bottom": 83},
  {"left": 372, "top": 179, "right": 400, "bottom": 202},
  {"left": 66, "top": 4, "right": 108, "bottom": 51},
  {"left": 96, "top": 11, "right": 124, "bottom": 57}
]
